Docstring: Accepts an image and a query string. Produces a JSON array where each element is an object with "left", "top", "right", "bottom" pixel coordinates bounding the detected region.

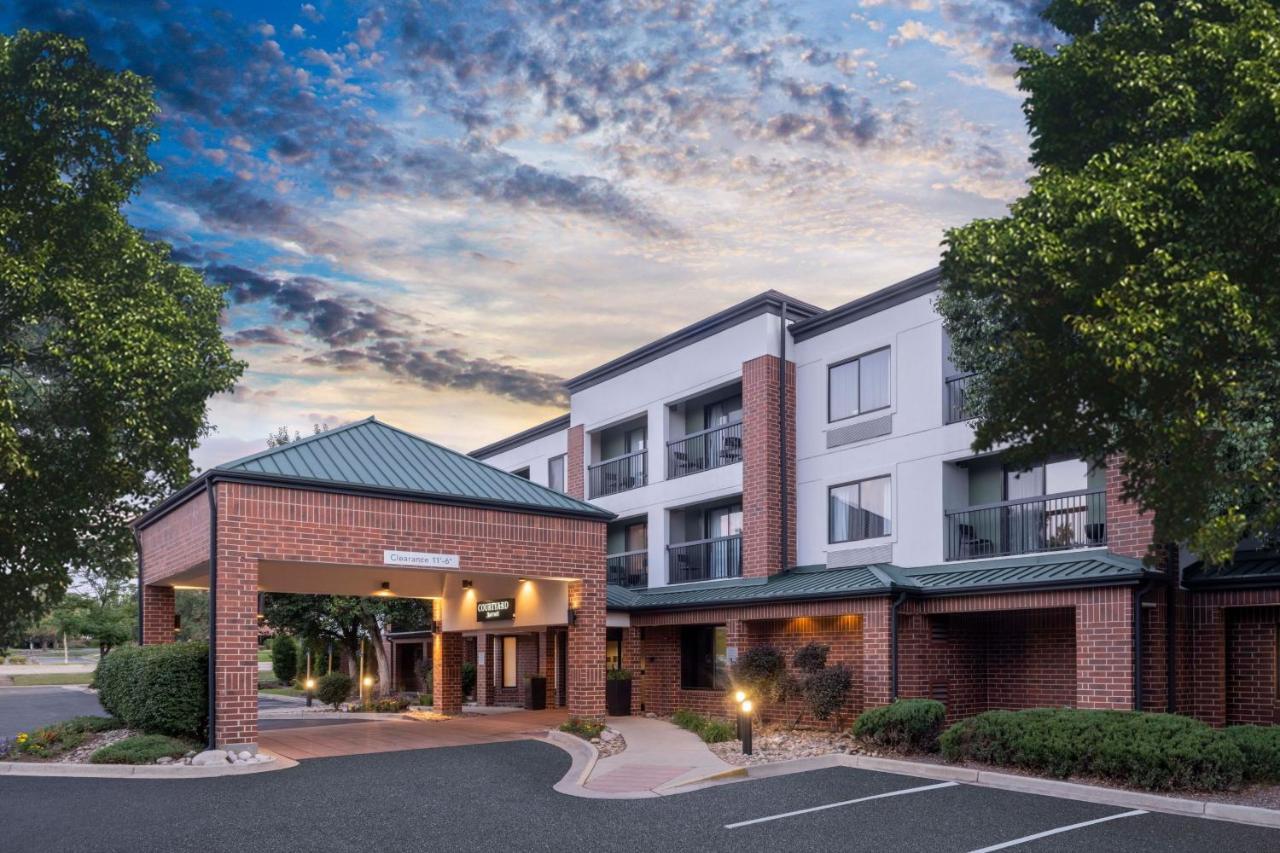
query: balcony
[
  {"left": 945, "top": 373, "right": 975, "bottom": 424},
  {"left": 589, "top": 449, "right": 647, "bottom": 498},
  {"left": 667, "top": 421, "right": 743, "bottom": 479},
  {"left": 667, "top": 534, "right": 743, "bottom": 584},
  {"left": 944, "top": 490, "right": 1106, "bottom": 561},
  {"left": 607, "top": 550, "right": 648, "bottom": 588}
]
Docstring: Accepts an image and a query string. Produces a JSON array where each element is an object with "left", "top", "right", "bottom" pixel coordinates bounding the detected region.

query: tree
[
  {"left": 271, "top": 634, "right": 299, "bottom": 685},
  {"left": 266, "top": 423, "right": 330, "bottom": 448},
  {"left": 47, "top": 571, "right": 136, "bottom": 656},
  {"left": 0, "top": 31, "right": 243, "bottom": 634},
  {"left": 938, "top": 0, "right": 1280, "bottom": 564}
]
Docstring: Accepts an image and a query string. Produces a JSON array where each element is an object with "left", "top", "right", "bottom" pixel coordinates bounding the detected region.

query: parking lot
[{"left": 2, "top": 739, "right": 1277, "bottom": 852}]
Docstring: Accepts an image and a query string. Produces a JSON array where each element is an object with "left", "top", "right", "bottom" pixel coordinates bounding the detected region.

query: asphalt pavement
[
  {"left": 2, "top": 740, "right": 1277, "bottom": 853},
  {"left": 0, "top": 687, "right": 106, "bottom": 737}
]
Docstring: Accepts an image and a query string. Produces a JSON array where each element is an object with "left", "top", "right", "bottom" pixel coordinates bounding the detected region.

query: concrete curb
[
  {"left": 543, "top": 730, "right": 621, "bottom": 799},
  {"left": 0, "top": 751, "right": 298, "bottom": 780}
]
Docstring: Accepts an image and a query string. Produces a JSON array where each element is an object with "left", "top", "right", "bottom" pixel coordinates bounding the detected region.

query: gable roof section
[
  {"left": 469, "top": 414, "right": 570, "bottom": 460},
  {"left": 1183, "top": 551, "right": 1280, "bottom": 589},
  {"left": 607, "top": 550, "right": 1150, "bottom": 611},
  {"left": 790, "top": 267, "right": 941, "bottom": 342},
  {"left": 138, "top": 417, "right": 612, "bottom": 528},
  {"left": 565, "top": 290, "right": 823, "bottom": 393}
]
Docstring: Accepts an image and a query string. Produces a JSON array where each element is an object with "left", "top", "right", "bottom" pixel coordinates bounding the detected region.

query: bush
[
  {"left": 802, "top": 665, "right": 853, "bottom": 722},
  {"left": 461, "top": 661, "right": 477, "bottom": 697},
  {"left": 853, "top": 699, "right": 946, "bottom": 752},
  {"left": 732, "top": 645, "right": 792, "bottom": 705},
  {"left": 354, "top": 697, "right": 410, "bottom": 713},
  {"left": 1224, "top": 725, "right": 1280, "bottom": 783},
  {"left": 316, "top": 671, "right": 353, "bottom": 710},
  {"left": 792, "top": 642, "right": 829, "bottom": 674},
  {"left": 560, "top": 718, "right": 605, "bottom": 740},
  {"left": 606, "top": 668, "right": 632, "bottom": 681},
  {"left": 9, "top": 716, "right": 124, "bottom": 760},
  {"left": 671, "top": 709, "right": 737, "bottom": 744},
  {"left": 940, "top": 709, "right": 1245, "bottom": 791},
  {"left": 271, "top": 635, "right": 299, "bottom": 685},
  {"left": 90, "top": 734, "right": 193, "bottom": 765},
  {"left": 95, "top": 643, "right": 208, "bottom": 739}
]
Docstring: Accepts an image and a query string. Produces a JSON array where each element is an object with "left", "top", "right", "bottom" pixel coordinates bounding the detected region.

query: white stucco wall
[{"left": 472, "top": 427, "right": 569, "bottom": 489}]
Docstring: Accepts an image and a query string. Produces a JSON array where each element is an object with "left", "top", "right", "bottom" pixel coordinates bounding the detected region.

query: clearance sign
[{"left": 476, "top": 598, "right": 515, "bottom": 622}]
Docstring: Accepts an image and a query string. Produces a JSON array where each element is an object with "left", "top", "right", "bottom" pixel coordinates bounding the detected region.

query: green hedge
[
  {"left": 853, "top": 699, "right": 946, "bottom": 752},
  {"left": 271, "top": 635, "right": 299, "bottom": 685},
  {"left": 95, "top": 643, "right": 208, "bottom": 739},
  {"left": 1224, "top": 725, "right": 1280, "bottom": 783},
  {"left": 316, "top": 671, "right": 353, "bottom": 710},
  {"left": 90, "top": 734, "right": 193, "bottom": 765},
  {"left": 940, "top": 709, "right": 1245, "bottom": 791},
  {"left": 671, "top": 709, "right": 736, "bottom": 744}
]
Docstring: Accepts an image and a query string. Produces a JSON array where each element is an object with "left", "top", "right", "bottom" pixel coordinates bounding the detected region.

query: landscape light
[
  {"left": 305, "top": 678, "right": 316, "bottom": 690},
  {"left": 363, "top": 675, "right": 374, "bottom": 688},
  {"left": 734, "top": 690, "right": 746, "bottom": 704},
  {"left": 740, "top": 699, "right": 753, "bottom": 714}
]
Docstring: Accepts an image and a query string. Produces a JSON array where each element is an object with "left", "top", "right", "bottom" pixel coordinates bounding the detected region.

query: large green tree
[
  {"left": 938, "top": 0, "right": 1280, "bottom": 563},
  {"left": 0, "top": 31, "right": 243, "bottom": 631}
]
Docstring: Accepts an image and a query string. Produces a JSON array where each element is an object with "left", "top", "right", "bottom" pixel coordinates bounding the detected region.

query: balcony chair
[{"left": 957, "top": 523, "right": 995, "bottom": 558}]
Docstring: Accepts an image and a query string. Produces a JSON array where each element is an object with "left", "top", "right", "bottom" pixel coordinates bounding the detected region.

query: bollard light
[
  {"left": 740, "top": 699, "right": 753, "bottom": 714},
  {"left": 734, "top": 690, "right": 746, "bottom": 704},
  {"left": 739, "top": 697, "right": 754, "bottom": 756}
]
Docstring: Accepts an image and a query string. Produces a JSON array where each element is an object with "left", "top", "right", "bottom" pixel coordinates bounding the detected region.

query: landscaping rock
[
  {"left": 155, "top": 757, "right": 174, "bottom": 765},
  {"left": 237, "top": 750, "right": 253, "bottom": 761},
  {"left": 191, "top": 749, "right": 230, "bottom": 767}
]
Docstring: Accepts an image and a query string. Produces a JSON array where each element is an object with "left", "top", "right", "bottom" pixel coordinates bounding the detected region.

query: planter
[
  {"left": 605, "top": 678, "right": 632, "bottom": 716},
  {"left": 524, "top": 675, "right": 547, "bottom": 710}
]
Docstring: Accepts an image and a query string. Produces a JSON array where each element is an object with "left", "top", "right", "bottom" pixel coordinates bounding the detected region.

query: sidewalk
[{"left": 582, "top": 716, "right": 733, "bottom": 796}]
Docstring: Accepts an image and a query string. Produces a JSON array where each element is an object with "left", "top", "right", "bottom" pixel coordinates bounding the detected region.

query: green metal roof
[
  {"left": 1184, "top": 551, "right": 1280, "bottom": 588},
  {"left": 210, "top": 417, "right": 611, "bottom": 520},
  {"left": 607, "top": 550, "right": 1150, "bottom": 611}
]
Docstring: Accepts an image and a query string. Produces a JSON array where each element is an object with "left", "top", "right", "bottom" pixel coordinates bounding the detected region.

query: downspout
[
  {"left": 206, "top": 480, "right": 218, "bottom": 750},
  {"left": 133, "top": 529, "right": 144, "bottom": 645},
  {"left": 779, "top": 302, "right": 789, "bottom": 574},
  {"left": 889, "top": 590, "right": 908, "bottom": 700},
  {"left": 1133, "top": 580, "right": 1154, "bottom": 713},
  {"left": 1165, "top": 547, "right": 1178, "bottom": 713}
]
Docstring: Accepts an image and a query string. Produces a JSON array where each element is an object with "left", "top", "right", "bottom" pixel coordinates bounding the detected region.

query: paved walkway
[
  {"left": 584, "top": 715, "right": 733, "bottom": 794},
  {"left": 260, "top": 708, "right": 566, "bottom": 759}
]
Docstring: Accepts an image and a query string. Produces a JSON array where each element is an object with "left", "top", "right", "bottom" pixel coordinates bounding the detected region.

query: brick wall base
[{"left": 141, "top": 585, "right": 176, "bottom": 645}]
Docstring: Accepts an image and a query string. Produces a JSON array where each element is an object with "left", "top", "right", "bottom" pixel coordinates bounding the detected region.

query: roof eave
[
  {"left": 468, "top": 413, "right": 571, "bottom": 460},
  {"left": 790, "top": 268, "right": 942, "bottom": 342}
]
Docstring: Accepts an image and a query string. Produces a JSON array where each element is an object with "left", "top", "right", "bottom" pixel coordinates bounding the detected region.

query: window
[
  {"left": 548, "top": 455, "right": 566, "bottom": 493},
  {"left": 511, "top": 467, "right": 530, "bottom": 479},
  {"left": 501, "top": 636, "right": 517, "bottom": 688},
  {"left": 1005, "top": 458, "right": 1090, "bottom": 500},
  {"left": 829, "top": 476, "right": 892, "bottom": 542},
  {"left": 625, "top": 426, "right": 646, "bottom": 453},
  {"left": 828, "top": 348, "right": 891, "bottom": 421},
  {"left": 680, "top": 625, "right": 727, "bottom": 690},
  {"left": 605, "top": 628, "right": 623, "bottom": 671}
]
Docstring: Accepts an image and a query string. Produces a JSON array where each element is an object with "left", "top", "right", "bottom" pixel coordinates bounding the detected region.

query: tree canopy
[
  {"left": 0, "top": 31, "right": 243, "bottom": 631},
  {"left": 938, "top": 0, "right": 1280, "bottom": 564}
]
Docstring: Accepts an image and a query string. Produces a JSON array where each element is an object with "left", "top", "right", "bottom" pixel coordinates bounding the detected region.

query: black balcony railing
[
  {"left": 944, "top": 490, "right": 1107, "bottom": 561},
  {"left": 589, "top": 449, "right": 647, "bottom": 498},
  {"left": 607, "top": 550, "right": 648, "bottom": 588},
  {"left": 667, "top": 421, "right": 743, "bottom": 479},
  {"left": 945, "top": 373, "right": 975, "bottom": 424},
  {"left": 667, "top": 534, "right": 743, "bottom": 584}
]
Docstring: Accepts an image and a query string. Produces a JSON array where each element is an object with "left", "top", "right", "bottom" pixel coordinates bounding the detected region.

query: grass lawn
[
  {"left": 259, "top": 686, "right": 305, "bottom": 698},
  {"left": 11, "top": 672, "right": 93, "bottom": 686},
  {"left": 257, "top": 649, "right": 272, "bottom": 662}
]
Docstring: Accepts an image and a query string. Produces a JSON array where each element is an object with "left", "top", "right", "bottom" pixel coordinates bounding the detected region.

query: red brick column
[
  {"left": 741, "top": 354, "right": 796, "bottom": 578},
  {"left": 863, "top": 597, "right": 893, "bottom": 707},
  {"left": 567, "top": 424, "right": 585, "bottom": 500},
  {"left": 475, "top": 633, "right": 494, "bottom": 706},
  {"left": 1075, "top": 587, "right": 1135, "bottom": 709},
  {"left": 567, "top": 579, "right": 606, "bottom": 721},
  {"left": 622, "top": 626, "right": 644, "bottom": 714},
  {"left": 433, "top": 631, "right": 463, "bottom": 714},
  {"left": 543, "top": 628, "right": 559, "bottom": 707},
  {"left": 212, "top": 490, "right": 260, "bottom": 750},
  {"left": 1105, "top": 455, "right": 1158, "bottom": 561},
  {"left": 141, "top": 585, "right": 176, "bottom": 645}
]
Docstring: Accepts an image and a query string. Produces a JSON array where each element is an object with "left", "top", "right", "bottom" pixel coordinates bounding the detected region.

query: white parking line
[
  {"left": 724, "top": 781, "right": 959, "bottom": 829},
  {"left": 965, "top": 809, "right": 1149, "bottom": 852}
]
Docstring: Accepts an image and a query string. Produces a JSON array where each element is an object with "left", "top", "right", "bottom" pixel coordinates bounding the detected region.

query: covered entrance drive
[{"left": 133, "top": 418, "right": 611, "bottom": 753}]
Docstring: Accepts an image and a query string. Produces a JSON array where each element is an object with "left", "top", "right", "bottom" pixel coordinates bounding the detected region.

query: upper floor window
[
  {"left": 828, "top": 348, "right": 891, "bottom": 422},
  {"left": 829, "top": 475, "right": 892, "bottom": 543},
  {"left": 548, "top": 455, "right": 566, "bottom": 493},
  {"left": 511, "top": 467, "right": 530, "bottom": 479}
]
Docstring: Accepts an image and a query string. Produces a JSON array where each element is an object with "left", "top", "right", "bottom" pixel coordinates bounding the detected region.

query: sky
[{"left": 6, "top": 0, "right": 1057, "bottom": 468}]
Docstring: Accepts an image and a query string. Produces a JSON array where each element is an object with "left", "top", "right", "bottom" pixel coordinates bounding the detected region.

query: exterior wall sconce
[{"left": 461, "top": 579, "right": 473, "bottom": 589}]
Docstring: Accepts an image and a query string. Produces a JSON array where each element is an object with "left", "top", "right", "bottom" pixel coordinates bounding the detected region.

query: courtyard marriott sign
[
  {"left": 476, "top": 598, "right": 516, "bottom": 622},
  {"left": 383, "top": 550, "right": 460, "bottom": 569}
]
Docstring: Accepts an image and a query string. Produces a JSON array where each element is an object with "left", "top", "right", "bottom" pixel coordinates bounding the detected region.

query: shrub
[
  {"left": 671, "top": 709, "right": 737, "bottom": 744},
  {"left": 461, "top": 661, "right": 477, "bottom": 697},
  {"left": 853, "top": 699, "right": 946, "bottom": 752},
  {"left": 802, "top": 665, "right": 853, "bottom": 721},
  {"left": 732, "top": 645, "right": 793, "bottom": 705},
  {"left": 271, "top": 635, "right": 299, "bottom": 685},
  {"left": 316, "top": 671, "right": 353, "bottom": 710},
  {"left": 90, "top": 734, "right": 192, "bottom": 765},
  {"left": 792, "top": 642, "right": 830, "bottom": 674},
  {"left": 354, "top": 697, "right": 410, "bottom": 713},
  {"left": 606, "top": 668, "right": 632, "bottom": 681},
  {"left": 95, "top": 643, "right": 208, "bottom": 739},
  {"left": 1224, "top": 725, "right": 1280, "bottom": 783},
  {"left": 940, "top": 709, "right": 1245, "bottom": 791},
  {"left": 415, "top": 658, "right": 433, "bottom": 692},
  {"left": 8, "top": 716, "right": 123, "bottom": 761},
  {"left": 560, "top": 718, "right": 605, "bottom": 740}
]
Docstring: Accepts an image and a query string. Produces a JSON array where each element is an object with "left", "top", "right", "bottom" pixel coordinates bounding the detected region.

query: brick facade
[
  {"left": 1105, "top": 455, "right": 1159, "bottom": 562},
  {"left": 1182, "top": 589, "right": 1280, "bottom": 726},
  {"left": 434, "top": 630, "right": 463, "bottom": 715},
  {"left": 741, "top": 354, "right": 796, "bottom": 578},
  {"left": 567, "top": 424, "right": 585, "bottom": 500},
  {"left": 138, "top": 479, "right": 608, "bottom": 748},
  {"left": 141, "top": 585, "right": 176, "bottom": 645}
]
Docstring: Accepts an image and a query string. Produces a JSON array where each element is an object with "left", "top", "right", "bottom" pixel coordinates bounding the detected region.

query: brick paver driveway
[{"left": 260, "top": 708, "right": 566, "bottom": 759}]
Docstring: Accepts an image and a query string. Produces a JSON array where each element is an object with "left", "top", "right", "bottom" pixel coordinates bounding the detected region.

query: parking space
[{"left": 1, "top": 741, "right": 1276, "bottom": 852}]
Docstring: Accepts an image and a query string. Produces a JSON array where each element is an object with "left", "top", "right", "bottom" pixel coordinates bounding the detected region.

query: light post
[
  {"left": 304, "top": 649, "right": 315, "bottom": 708},
  {"left": 739, "top": 699, "right": 753, "bottom": 756}
]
